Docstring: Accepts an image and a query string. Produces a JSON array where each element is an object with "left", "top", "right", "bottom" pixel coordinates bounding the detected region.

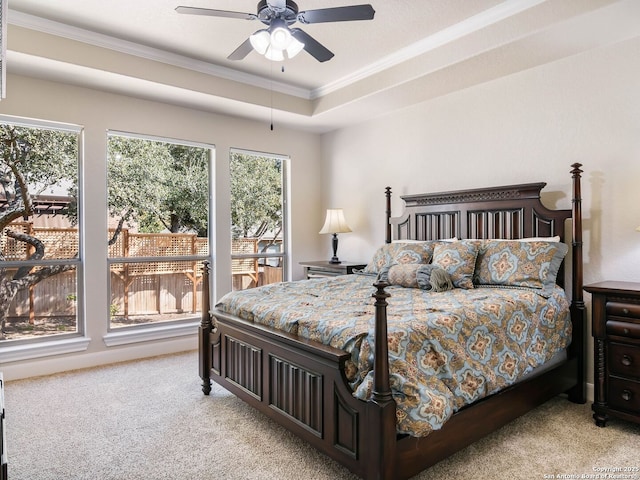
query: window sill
[
  {"left": 103, "top": 321, "right": 199, "bottom": 347},
  {"left": 0, "top": 336, "right": 91, "bottom": 363}
]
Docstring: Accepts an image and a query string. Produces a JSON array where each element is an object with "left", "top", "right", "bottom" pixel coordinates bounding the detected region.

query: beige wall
[
  {"left": 0, "top": 74, "right": 323, "bottom": 378},
  {"left": 3, "top": 32, "right": 640, "bottom": 387},
  {"left": 320, "top": 36, "right": 640, "bottom": 392}
]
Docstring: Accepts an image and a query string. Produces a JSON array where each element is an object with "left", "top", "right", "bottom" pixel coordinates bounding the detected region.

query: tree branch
[
  {"left": 5, "top": 229, "right": 45, "bottom": 280},
  {"left": 15, "top": 263, "right": 76, "bottom": 290},
  {"left": 108, "top": 212, "right": 130, "bottom": 246},
  {"left": 8, "top": 159, "right": 33, "bottom": 218}
]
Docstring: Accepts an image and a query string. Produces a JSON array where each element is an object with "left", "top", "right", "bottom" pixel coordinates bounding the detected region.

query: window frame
[
  {"left": 105, "top": 130, "right": 214, "bottom": 339},
  {"left": 0, "top": 114, "right": 85, "bottom": 351},
  {"left": 229, "top": 148, "right": 290, "bottom": 289}
]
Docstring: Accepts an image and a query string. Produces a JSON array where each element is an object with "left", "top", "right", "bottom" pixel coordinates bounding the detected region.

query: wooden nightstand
[
  {"left": 299, "top": 261, "right": 366, "bottom": 279},
  {"left": 584, "top": 281, "right": 640, "bottom": 427}
]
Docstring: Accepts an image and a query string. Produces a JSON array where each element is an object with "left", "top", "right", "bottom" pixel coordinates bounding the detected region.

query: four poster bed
[{"left": 198, "top": 163, "right": 586, "bottom": 480}]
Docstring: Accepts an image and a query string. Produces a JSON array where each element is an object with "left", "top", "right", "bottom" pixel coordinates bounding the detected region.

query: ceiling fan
[{"left": 175, "top": 0, "right": 375, "bottom": 62}]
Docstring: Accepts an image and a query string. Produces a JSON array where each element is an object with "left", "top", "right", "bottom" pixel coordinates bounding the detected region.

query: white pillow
[
  {"left": 391, "top": 237, "right": 458, "bottom": 243},
  {"left": 489, "top": 236, "right": 560, "bottom": 242},
  {"left": 519, "top": 236, "right": 561, "bottom": 242}
]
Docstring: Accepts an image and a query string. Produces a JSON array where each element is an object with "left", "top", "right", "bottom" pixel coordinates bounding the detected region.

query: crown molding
[
  {"left": 311, "top": 0, "right": 547, "bottom": 99},
  {"left": 7, "top": 9, "right": 312, "bottom": 99}
]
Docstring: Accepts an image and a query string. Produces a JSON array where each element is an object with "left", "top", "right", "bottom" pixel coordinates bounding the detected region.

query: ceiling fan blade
[
  {"left": 291, "top": 29, "right": 334, "bottom": 62},
  {"left": 175, "top": 6, "right": 257, "bottom": 21},
  {"left": 227, "top": 38, "right": 254, "bottom": 61},
  {"left": 297, "top": 4, "right": 375, "bottom": 24}
]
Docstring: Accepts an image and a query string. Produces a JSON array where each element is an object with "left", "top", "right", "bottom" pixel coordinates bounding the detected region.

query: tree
[
  {"left": 0, "top": 124, "right": 78, "bottom": 337},
  {"left": 230, "top": 152, "right": 283, "bottom": 243},
  {"left": 106, "top": 136, "right": 209, "bottom": 244}
]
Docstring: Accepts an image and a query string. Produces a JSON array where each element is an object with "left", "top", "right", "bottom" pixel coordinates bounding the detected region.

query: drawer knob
[
  {"left": 623, "top": 328, "right": 630, "bottom": 335},
  {"left": 621, "top": 355, "right": 633, "bottom": 367},
  {"left": 622, "top": 308, "right": 630, "bottom": 315},
  {"left": 621, "top": 390, "right": 633, "bottom": 402}
]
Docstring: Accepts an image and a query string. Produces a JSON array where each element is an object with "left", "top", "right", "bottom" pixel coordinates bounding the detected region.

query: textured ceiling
[{"left": 6, "top": 0, "right": 640, "bottom": 132}]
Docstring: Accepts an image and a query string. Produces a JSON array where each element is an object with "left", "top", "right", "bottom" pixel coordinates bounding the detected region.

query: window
[
  {"left": 0, "top": 116, "right": 82, "bottom": 344},
  {"left": 230, "top": 149, "right": 288, "bottom": 291},
  {"left": 106, "top": 132, "right": 213, "bottom": 331}
]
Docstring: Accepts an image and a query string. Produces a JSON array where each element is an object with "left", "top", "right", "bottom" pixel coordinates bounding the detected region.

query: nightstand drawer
[
  {"left": 608, "top": 343, "right": 640, "bottom": 379},
  {"left": 609, "top": 376, "right": 640, "bottom": 413},
  {"left": 607, "top": 302, "right": 640, "bottom": 320},
  {"left": 606, "top": 320, "right": 640, "bottom": 339}
]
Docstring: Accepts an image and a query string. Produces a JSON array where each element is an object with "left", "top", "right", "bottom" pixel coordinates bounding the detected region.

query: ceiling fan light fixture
[
  {"left": 249, "top": 29, "right": 270, "bottom": 55},
  {"left": 178, "top": 2, "right": 375, "bottom": 63}
]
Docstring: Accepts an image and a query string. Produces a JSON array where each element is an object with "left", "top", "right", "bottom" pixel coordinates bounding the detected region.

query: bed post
[
  {"left": 568, "top": 163, "right": 586, "bottom": 404},
  {"left": 385, "top": 187, "right": 392, "bottom": 244},
  {"left": 366, "top": 281, "right": 396, "bottom": 480},
  {"left": 200, "top": 261, "right": 212, "bottom": 395}
]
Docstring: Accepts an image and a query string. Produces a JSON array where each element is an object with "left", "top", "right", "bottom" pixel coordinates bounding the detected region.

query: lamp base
[{"left": 329, "top": 233, "right": 341, "bottom": 264}]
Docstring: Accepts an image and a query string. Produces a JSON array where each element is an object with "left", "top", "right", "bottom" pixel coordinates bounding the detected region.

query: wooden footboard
[{"left": 200, "top": 265, "right": 386, "bottom": 477}]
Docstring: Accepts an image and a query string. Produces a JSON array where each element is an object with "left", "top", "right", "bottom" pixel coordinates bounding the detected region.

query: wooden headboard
[{"left": 386, "top": 182, "right": 571, "bottom": 243}]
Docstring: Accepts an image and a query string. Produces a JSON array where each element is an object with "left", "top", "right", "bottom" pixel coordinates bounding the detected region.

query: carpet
[{"left": 4, "top": 351, "right": 639, "bottom": 479}]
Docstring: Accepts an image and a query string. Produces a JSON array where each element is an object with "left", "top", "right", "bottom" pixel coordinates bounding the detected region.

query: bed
[{"left": 199, "top": 163, "right": 586, "bottom": 480}]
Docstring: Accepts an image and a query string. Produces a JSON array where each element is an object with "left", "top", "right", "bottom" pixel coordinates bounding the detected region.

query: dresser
[
  {"left": 584, "top": 281, "right": 640, "bottom": 427},
  {"left": 299, "top": 261, "right": 366, "bottom": 279}
]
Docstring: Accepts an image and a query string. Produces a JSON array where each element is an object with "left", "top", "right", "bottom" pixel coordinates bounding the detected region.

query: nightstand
[
  {"left": 584, "top": 281, "right": 640, "bottom": 427},
  {"left": 299, "top": 261, "right": 366, "bottom": 279}
]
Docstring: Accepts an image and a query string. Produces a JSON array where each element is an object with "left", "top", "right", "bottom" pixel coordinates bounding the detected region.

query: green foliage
[
  {"left": 107, "top": 136, "right": 209, "bottom": 236},
  {"left": 0, "top": 124, "right": 77, "bottom": 187},
  {"left": 0, "top": 124, "right": 78, "bottom": 225},
  {"left": 2, "top": 124, "right": 281, "bottom": 244},
  {"left": 230, "top": 152, "right": 283, "bottom": 239}
]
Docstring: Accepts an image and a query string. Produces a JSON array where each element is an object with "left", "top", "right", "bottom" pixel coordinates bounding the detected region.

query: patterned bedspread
[{"left": 215, "top": 274, "right": 572, "bottom": 437}]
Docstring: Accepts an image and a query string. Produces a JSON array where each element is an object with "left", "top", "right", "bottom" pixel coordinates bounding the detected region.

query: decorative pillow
[
  {"left": 431, "top": 241, "right": 478, "bottom": 289},
  {"left": 474, "top": 240, "right": 569, "bottom": 291},
  {"left": 364, "top": 242, "right": 435, "bottom": 274},
  {"left": 379, "top": 263, "right": 453, "bottom": 292}
]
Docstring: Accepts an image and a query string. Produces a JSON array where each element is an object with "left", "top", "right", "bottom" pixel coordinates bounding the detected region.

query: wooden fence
[{"left": 2, "top": 223, "right": 281, "bottom": 321}]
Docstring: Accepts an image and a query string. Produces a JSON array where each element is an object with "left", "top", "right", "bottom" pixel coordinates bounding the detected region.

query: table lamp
[{"left": 319, "top": 208, "right": 352, "bottom": 264}]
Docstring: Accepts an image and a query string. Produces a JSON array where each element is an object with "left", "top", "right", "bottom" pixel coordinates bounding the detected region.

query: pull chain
[{"left": 270, "top": 61, "right": 274, "bottom": 131}]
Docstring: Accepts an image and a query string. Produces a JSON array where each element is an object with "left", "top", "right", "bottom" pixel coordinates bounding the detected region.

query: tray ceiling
[{"left": 6, "top": 0, "right": 640, "bottom": 132}]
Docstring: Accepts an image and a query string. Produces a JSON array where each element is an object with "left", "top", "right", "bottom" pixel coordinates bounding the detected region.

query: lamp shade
[
  {"left": 319, "top": 209, "right": 352, "bottom": 234},
  {"left": 264, "top": 45, "right": 285, "bottom": 61},
  {"left": 270, "top": 24, "right": 291, "bottom": 51},
  {"left": 249, "top": 30, "right": 270, "bottom": 55},
  {"left": 285, "top": 36, "right": 305, "bottom": 58}
]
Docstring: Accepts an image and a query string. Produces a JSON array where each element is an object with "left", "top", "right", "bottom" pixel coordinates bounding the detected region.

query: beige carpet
[{"left": 4, "top": 351, "right": 639, "bottom": 480}]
